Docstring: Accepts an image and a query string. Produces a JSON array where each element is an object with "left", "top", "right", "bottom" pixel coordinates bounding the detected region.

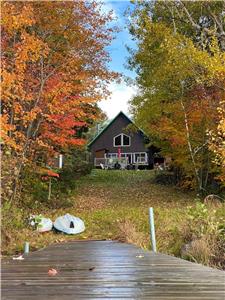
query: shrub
[
  {"left": 153, "top": 171, "right": 177, "bottom": 185},
  {"left": 58, "top": 150, "right": 92, "bottom": 192},
  {"left": 1, "top": 153, "right": 18, "bottom": 203},
  {"left": 118, "top": 219, "right": 148, "bottom": 248},
  {"left": 18, "top": 149, "right": 92, "bottom": 209},
  {"left": 186, "top": 202, "right": 223, "bottom": 238},
  {"left": 1, "top": 202, "right": 26, "bottom": 252},
  {"left": 182, "top": 202, "right": 225, "bottom": 268},
  {"left": 183, "top": 238, "right": 212, "bottom": 265}
]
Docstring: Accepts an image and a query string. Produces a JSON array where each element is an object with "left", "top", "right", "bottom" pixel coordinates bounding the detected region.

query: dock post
[
  {"left": 24, "top": 242, "right": 29, "bottom": 254},
  {"left": 149, "top": 207, "right": 157, "bottom": 252}
]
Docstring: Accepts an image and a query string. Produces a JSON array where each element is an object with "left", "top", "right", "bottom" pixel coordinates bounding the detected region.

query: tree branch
[
  {"left": 193, "top": 140, "right": 209, "bottom": 156},
  {"left": 177, "top": 0, "right": 220, "bottom": 37}
]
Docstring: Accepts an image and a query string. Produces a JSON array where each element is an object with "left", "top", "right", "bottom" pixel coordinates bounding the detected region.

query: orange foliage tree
[{"left": 1, "top": 1, "right": 118, "bottom": 201}]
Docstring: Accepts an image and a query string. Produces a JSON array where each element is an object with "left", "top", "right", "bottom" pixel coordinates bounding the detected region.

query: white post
[
  {"left": 24, "top": 242, "right": 29, "bottom": 254},
  {"left": 59, "top": 154, "right": 63, "bottom": 169},
  {"left": 149, "top": 207, "right": 157, "bottom": 252}
]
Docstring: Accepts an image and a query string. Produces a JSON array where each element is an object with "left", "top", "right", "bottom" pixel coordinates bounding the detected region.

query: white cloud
[
  {"left": 97, "top": 0, "right": 118, "bottom": 21},
  {"left": 99, "top": 82, "right": 137, "bottom": 119}
]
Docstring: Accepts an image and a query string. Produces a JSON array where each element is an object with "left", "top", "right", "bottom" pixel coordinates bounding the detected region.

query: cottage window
[
  {"left": 123, "top": 134, "right": 130, "bottom": 146},
  {"left": 114, "top": 135, "right": 122, "bottom": 146},
  {"left": 113, "top": 133, "right": 131, "bottom": 147}
]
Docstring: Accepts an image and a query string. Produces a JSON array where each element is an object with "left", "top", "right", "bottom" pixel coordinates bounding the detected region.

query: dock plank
[{"left": 2, "top": 240, "right": 225, "bottom": 299}]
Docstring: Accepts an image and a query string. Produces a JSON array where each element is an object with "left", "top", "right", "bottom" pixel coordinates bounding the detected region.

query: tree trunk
[
  {"left": 180, "top": 81, "right": 203, "bottom": 191},
  {"left": 48, "top": 178, "right": 52, "bottom": 201}
]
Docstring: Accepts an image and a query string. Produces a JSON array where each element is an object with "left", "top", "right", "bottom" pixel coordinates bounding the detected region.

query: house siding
[{"left": 89, "top": 113, "right": 148, "bottom": 162}]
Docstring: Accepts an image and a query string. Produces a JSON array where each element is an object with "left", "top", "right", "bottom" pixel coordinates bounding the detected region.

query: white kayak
[
  {"left": 37, "top": 217, "right": 53, "bottom": 233},
  {"left": 53, "top": 213, "right": 85, "bottom": 235}
]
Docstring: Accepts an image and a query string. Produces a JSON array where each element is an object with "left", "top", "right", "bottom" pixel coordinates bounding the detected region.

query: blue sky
[
  {"left": 104, "top": 1, "right": 136, "bottom": 78},
  {"left": 98, "top": 0, "right": 138, "bottom": 119}
]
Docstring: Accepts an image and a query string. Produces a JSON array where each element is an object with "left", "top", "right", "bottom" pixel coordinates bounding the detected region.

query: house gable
[{"left": 88, "top": 111, "right": 148, "bottom": 154}]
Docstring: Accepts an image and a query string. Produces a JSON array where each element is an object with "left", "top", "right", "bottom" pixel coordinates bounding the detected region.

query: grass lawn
[{"left": 2, "top": 169, "right": 225, "bottom": 268}]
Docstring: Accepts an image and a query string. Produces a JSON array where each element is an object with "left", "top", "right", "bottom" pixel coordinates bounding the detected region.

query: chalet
[{"left": 88, "top": 111, "right": 161, "bottom": 169}]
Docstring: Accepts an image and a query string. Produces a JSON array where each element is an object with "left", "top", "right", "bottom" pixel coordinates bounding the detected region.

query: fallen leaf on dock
[
  {"left": 12, "top": 255, "right": 24, "bottom": 260},
  {"left": 48, "top": 268, "right": 58, "bottom": 276},
  {"left": 136, "top": 255, "right": 144, "bottom": 258}
]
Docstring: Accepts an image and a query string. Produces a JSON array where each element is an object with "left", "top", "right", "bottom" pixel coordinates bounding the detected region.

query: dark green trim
[{"left": 87, "top": 111, "right": 146, "bottom": 148}]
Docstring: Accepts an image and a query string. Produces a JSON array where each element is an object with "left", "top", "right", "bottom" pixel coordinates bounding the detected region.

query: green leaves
[{"left": 128, "top": 1, "right": 225, "bottom": 190}]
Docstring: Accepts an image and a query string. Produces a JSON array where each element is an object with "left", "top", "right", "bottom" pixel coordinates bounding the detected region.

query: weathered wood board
[{"left": 2, "top": 240, "right": 225, "bottom": 299}]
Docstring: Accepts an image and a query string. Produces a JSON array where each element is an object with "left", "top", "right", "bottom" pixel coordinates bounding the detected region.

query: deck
[{"left": 2, "top": 240, "right": 225, "bottom": 299}]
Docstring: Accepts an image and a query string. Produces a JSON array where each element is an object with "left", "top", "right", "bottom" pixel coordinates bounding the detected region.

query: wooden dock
[{"left": 2, "top": 240, "right": 225, "bottom": 299}]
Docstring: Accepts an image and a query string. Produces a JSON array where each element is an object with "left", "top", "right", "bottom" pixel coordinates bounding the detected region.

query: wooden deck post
[
  {"left": 149, "top": 207, "right": 157, "bottom": 252},
  {"left": 24, "top": 242, "right": 29, "bottom": 254}
]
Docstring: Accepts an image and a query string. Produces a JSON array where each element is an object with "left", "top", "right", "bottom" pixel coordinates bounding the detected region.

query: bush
[
  {"left": 20, "top": 149, "right": 92, "bottom": 209},
  {"left": 153, "top": 171, "right": 177, "bottom": 185},
  {"left": 182, "top": 202, "right": 225, "bottom": 268},
  {"left": 118, "top": 219, "right": 148, "bottom": 248},
  {"left": 1, "top": 201, "right": 26, "bottom": 253},
  {"left": 58, "top": 150, "right": 92, "bottom": 193},
  {"left": 186, "top": 202, "right": 223, "bottom": 237},
  {"left": 1, "top": 153, "right": 18, "bottom": 203}
]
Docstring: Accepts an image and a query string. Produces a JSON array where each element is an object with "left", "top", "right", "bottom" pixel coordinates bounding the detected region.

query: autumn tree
[
  {"left": 128, "top": 0, "right": 225, "bottom": 191},
  {"left": 208, "top": 98, "right": 225, "bottom": 184},
  {"left": 1, "top": 1, "right": 118, "bottom": 202},
  {"left": 136, "top": 1, "right": 225, "bottom": 50}
]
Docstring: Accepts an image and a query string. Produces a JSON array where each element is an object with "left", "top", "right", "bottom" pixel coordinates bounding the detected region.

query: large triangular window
[{"left": 113, "top": 133, "right": 131, "bottom": 147}]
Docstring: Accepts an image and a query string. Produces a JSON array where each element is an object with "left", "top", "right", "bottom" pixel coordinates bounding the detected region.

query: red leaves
[
  {"left": 40, "top": 169, "right": 59, "bottom": 181},
  {"left": 2, "top": 1, "right": 118, "bottom": 167},
  {"left": 40, "top": 112, "right": 86, "bottom": 147},
  {"left": 46, "top": 170, "right": 59, "bottom": 178}
]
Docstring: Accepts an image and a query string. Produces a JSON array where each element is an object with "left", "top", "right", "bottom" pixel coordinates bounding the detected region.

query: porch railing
[
  {"left": 94, "top": 155, "right": 148, "bottom": 168},
  {"left": 94, "top": 157, "right": 128, "bottom": 168}
]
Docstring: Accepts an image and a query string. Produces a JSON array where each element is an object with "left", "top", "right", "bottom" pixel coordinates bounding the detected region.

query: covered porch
[{"left": 94, "top": 152, "right": 148, "bottom": 168}]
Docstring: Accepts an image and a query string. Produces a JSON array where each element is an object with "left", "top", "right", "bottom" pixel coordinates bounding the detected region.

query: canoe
[
  {"left": 37, "top": 217, "right": 53, "bottom": 232},
  {"left": 53, "top": 213, "right": 85, "bottom": 235}
]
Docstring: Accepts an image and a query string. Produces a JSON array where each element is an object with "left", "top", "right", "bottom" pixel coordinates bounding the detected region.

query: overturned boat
[
  {"left": 37, "top": 217, "right": 53, "bottom": 233},
  {"left": 53, "top": 213, "right": 85, "bottom": 235}
]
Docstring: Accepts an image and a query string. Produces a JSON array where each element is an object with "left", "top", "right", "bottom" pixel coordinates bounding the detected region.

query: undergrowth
[{"left": 2, "top": 170, "right": 225, "bottom": 269}]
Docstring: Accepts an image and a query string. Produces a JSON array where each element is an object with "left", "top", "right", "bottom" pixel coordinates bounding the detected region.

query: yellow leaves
[
  {"left": 150, "top": 22, "right": 225, "bottom": 87},
  {"left": 22, "top": 108, "right": 42, "bottom": 124},
  {"left": 1, "top": 70, "right": 17, "bottom": 86},
  {"left": 1, "top": 3, "right": 50, "bottom": 153},
  {"left": 208, "top": 98, "right": 225, "bottom": 184},
  {"left": 15, "top": 32, "right": 49, "bottom": 74},
  {"left": 36, "top": 138, "right": 51, "bottom": 150},
  {"left": 0, "top": 115, "right": 19, "bottom": 150},
  {"left": 1, "top": 70, "right": 17, "bottom": 99},
  {"left": 2, "top": 3, "right": 35, "bottom": 33},
  {"left": 1, "top": 115, "right": 15, "bottom": 135},
  {"left": 163, "top": 33, "right": 203, "bottom": 81}
]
